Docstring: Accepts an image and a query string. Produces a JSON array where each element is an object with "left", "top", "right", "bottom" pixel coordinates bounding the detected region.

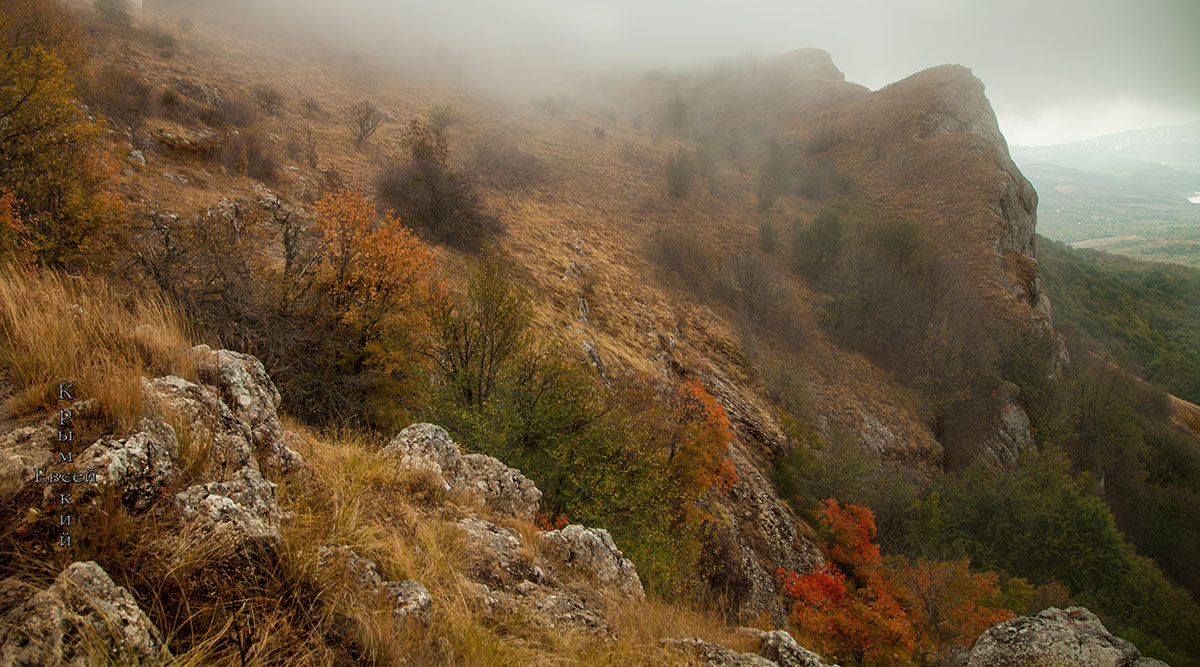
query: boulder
[
  {"left": 175, "top": 465, "right": 285, "bottom": 556},
  {"left": 967, "top": 607, "right": 1149, "bottom": 667},
  {"left": 143, "top": 375, "right": 255, "bottom": 477},
  {"left": 737, "top": 628, "right": 832, "bottom": 667},
  {"left": 661, "top": 638, "right": 776, "bottom": 666},
  {"left": 457, "top": 517, "right": 546, "bottom": 586},
  {"left": 77, "top": 417, "right": 179, "bottom": 512},
  {"left": 459, "top": 454, "right": 541, "bottom": 521},
  {"left": 0, "top": 425, "right": 55, "bottom": 504},
  {"left": 192, "top": 345, "right": 301, "bottom": 471},
  {"left": 539, "top": 524, "right": 644, "bottom": 599},
  {"left": 0, "top": 561, "right": 172, "bottom": 666},
  {"left": 385, "top": 424, "right": 541, "bottom": 521}
]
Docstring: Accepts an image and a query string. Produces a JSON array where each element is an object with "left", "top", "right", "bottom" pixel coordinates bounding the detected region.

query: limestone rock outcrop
[
  {"left": 384, "top": 423, "right": 541, "bottom": 521},
  {"left": 77, "top": 417, "right": 180, "bottom": 512},
  {"left": 0, "top": 561, "right": 172, "bottom": 666},
  {"left": 539, "top": 524, "right": 645, "bottom": 599},
  {"left": 967, "top": 607, "right": 1165, "bottom": 667}
]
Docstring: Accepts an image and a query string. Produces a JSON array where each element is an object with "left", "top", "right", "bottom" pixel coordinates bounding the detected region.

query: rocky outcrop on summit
[
  {"left": 967, "top": 607, "right": 1166, "bottom": 667},
  {"left": 0, "top": 561, "right": 171, "bottom": 666},
  {"left": 384, "top": 423, "right": 541, "bottom": 521}
]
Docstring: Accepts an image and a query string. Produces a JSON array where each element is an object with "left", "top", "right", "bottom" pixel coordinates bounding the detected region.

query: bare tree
[{"left": 346, "top": 100, "right": 385, "bottom": 146}]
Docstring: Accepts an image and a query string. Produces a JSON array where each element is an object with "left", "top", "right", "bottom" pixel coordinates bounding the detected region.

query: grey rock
[
  {"left": 0, "top": 425, "right": 55, "bottom": 504},
  {"left": 384, "top": 579, "right": 433, "bottom": 626},
  {"left": 175, "top": 465, "right": 284, "bottom": 556},
  {"left": 386, "top": 424, "right": 540, "bottom": 520},
  {"left": 539, "top": 524, "right": 644, "bottom": 599},
  {"left": 968, "top": 607, "right": 1147, "bottom": 667},
  {"left": 661, "top": 638, "right": 776, "bottom": 666},
  {"left": 0, "top": 561, "right": 172, "bottom": 666},
  {"left": 143, "top": 375, "right": 255, "bottom": 477},
  {"left": 457, "top": 517, "right": 546, "bottom": 585},
  {"left": 77, "top": 417, "right": 179, "bottom": 512},
  {"left": 459, "top": 454, "right": 542, "bottom": 522},
  {"left": 127, "top": 150, "right": 146, "bottom": 166},
  {"left": 192, "top": 345, "right": 301, "bottom": 471},
  {"left": 383, "top": 423, "right": 463, "bottom": 488},
  {"left": 737, "top": 627, "right": 833, "bottom": 666}
]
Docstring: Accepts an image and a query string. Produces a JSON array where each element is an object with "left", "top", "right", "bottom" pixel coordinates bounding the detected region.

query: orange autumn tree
[
  {"left": 780, "top": 499, "right": 917, "bottom": 665},
  {"left": 890, "top": 556, "right": 1013, "bottom": 654},
  {"left": 290, "top": 187, "right": 437, "bottom": 426},
  {"left": 779, "top": 500, "right": 1014, "bottom": 665}
]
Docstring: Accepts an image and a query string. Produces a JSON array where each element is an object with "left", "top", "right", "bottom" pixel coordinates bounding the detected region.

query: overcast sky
[{"left": 259, "top": 0, "right": 1200, "bottom": 146}]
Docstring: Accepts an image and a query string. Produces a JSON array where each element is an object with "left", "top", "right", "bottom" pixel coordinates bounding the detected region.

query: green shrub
[
  {"left": 758, "top": 221, "right": 780, "bottom": 253},
  {"left": 665, "top": 148, "right": 696, "bottom": 198}
]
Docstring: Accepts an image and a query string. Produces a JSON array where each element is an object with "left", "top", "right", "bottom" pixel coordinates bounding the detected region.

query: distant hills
[{"left": 1012, "top": 122, "right": 1200, "bottom": 267}]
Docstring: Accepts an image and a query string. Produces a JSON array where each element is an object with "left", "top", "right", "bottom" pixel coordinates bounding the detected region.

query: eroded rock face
[
  {"left": 175, "top": 465, "right": 285, "bottom": 556},
  {"left": 192, "top": 345, "right": 302, "bottom": 472},
  {"left": 0, "top": 425, "right": 55, "bottom": 505},
  {"left": 976, "top": 382, "right": 1035, "bottom": 467},
  {"left": 661, "top": 638, "right": 776, "bottom": 666},
  {"left": 739, "top": 628, "right": 832, "bottom": 667},
  {"left": 967, "top": 607, "right": 1151, "bottom": 667},
  {"left": 0, "top": 561, "right": 172, "bottom": 666},
  {"left": 384, "top": 424, "right": 541, "bottom": 521},
  {"left": 78, "top": 417, "right": 179, "bottom": 512},
  {"left": 539, "top": 524, "right": 644, "bottom": 599}
]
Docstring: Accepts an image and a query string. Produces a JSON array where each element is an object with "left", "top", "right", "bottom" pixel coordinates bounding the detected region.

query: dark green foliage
[
  {"left": 791, "top": 208, "right": 844, "bottom": 278},
  {"left": 758, "top": 221, "right": 780, "bottom": 253},
  {"left": 664, "top": 148, "right": 696, "bottom": 198},
  {"left": 756, "top": 140, "right": 791, "bottom": 210},
  {"left": 925, "top": 450, "right": 1200, "bottom": 663},
  {"left": 375, "top": 120, "right": 502, "bottom": 251},
  {"left": 800, "top": 201, "right": 994, "bottom": 424},
  {"left": 666, "top": 91, "right": 686, "bottom": 130},
  {"left": 805, "top": 125, "right": 838, "bottom": 154},
  {"left": 1038, "top": 236, "right": 1200, "bottom": 404}
]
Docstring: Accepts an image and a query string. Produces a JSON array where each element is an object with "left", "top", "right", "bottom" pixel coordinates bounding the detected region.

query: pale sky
[{"left": 251, "top": 0, "right": 1200, "bottom": 146}]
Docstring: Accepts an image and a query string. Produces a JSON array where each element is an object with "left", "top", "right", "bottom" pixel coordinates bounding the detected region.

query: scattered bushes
[
  {"left": 251, "top": 82, "right": 284, "bottom": 115},
  {"left": 201, "top": 94, "right": 258, "bottom": 128},
  {"left": 758, "top": 221, "right": 780, "bottom": 253},
  {"left": 140, "top": 23, "right": 175, "bottom": 50},
  {"left": 650, "top": 227, "right": 721, "bottom": 294},
  {"left": 593, "top": 126, "right": 606, "bottom": 140},
  {"left": 531, "top": 95, "right": 565, "bottom": 117},
  {"left": 346, "top": 99, "right": 385, "bottom": 145},
  {"left": 300, "top": 96, "right": 323, "bottom": 118},
  {"left": 795, "top": 157, "right": 852, "bottom": 200},
  {"left": 665, "top": 91, "right": 687, "bottom": 131},
  {"left": 664, "top": 148, "right": 696, "bottom": 198},
  {"left": 805, "top": 125, "right": 838, "bottom": 154},
  {"left": 375, "top": 120, "right": 501, "bottom": 250}
]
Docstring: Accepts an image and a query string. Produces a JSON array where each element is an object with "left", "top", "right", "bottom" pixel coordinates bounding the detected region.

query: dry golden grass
[{"left": 0, "top": 265, "right": 196, "bottom": 429}]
